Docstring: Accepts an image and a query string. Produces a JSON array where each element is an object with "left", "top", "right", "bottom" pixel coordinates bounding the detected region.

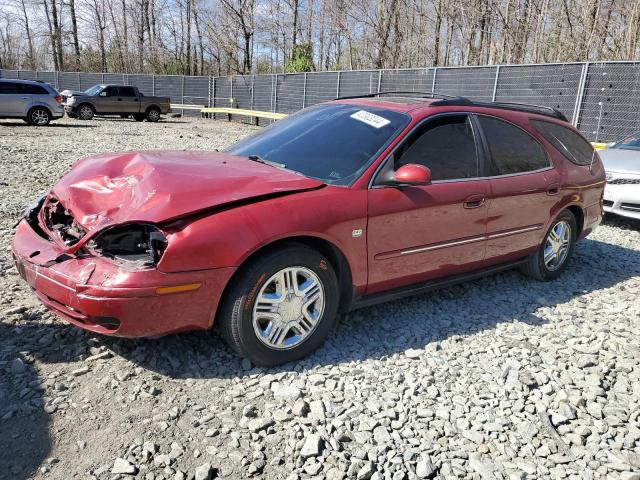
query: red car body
[{"left": 12, "top": 97, "right": 605, "bottom": 340}]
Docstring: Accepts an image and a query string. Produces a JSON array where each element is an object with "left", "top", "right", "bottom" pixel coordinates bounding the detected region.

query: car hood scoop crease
[{"left": 50, "top": 150, "right": 324, "bottom": 234}]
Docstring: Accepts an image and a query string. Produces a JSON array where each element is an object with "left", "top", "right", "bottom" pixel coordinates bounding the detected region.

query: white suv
[{"left": 0, "top": 79, "right": 64, "bottom": 126}]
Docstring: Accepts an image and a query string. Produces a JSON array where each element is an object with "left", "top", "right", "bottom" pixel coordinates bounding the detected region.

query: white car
[{"left": 600, "top": 133, "right": 640, "bottom": 220}]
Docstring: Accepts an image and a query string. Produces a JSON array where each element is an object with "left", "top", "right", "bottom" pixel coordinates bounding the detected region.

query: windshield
[
  {"left": 226, "top": 103, "right": 410, "bottom": 185},
  {"left": 612, "top": 133, "right": 640, "bottom": 151},
  {"left": 83, "top": 85, "right": 103, "bottom": 95}
]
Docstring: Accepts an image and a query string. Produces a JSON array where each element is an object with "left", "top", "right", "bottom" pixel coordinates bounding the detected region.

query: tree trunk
[{"left": 69, "top": 0, "right": 81, "bottom": 68}]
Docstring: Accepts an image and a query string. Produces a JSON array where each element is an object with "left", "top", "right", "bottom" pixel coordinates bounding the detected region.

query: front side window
[
  {"left": 396, "top": 114, "right": 479, "bottom": 180},
  {"left": 531, "top": 119, "right": 595, "bottom": 165},
  {"left": 479, "top": 116, "right": 549, "bottom": 175},
  {"left": 226, "top": 104, "right": 410, "bottom": 185},
  {"left": 0, "top": 82, "right": 19, "bottom": 94},
  {"left": 103, "top": 86, "right": 119, "bottom": 96}
]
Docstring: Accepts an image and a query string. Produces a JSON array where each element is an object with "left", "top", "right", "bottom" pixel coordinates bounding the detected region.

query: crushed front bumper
[{"left": 12, "top": 219, "right": 236, "bottom": 337}]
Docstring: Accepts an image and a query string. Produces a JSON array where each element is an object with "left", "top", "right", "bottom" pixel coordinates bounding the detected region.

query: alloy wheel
[
  {"left": 543, "top": 220, "right": 571, "bottom": 271},
  {"left": 252, "top": 266, "right": 325, "bottom": 350},
  {"left": 79, "top": 106, "right": 93, "bottom": 120},
  {"left": 147, "top": 109, "right": 160, "bottom": 121},
  {"left": 31, "top": 109, "right": 49, "bottom": 125}
]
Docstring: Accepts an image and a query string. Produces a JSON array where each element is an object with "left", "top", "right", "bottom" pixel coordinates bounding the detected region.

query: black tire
[
  {"left": 521, "top": 209, "right": 577, "bottom": 281},
  {"left": 77, "top": 104, "right": 94, "bottom": 120},
  {"left": 27, "top": 107, "right": 51, "bottom": 126},
  {"left": 146, "top": 107, "right": 161, "bottom": 122},
  {"left": 133, "top": 114, "right": 145, "bottom": 122},
  {"left": 218, "top": 245, "right": 340, "bottom": 366}
]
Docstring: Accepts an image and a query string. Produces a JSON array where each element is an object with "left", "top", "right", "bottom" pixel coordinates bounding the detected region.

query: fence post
[
  {"left": 273, "top": 74, "right": 278, "bottom": 112},
  {"left": 77, "top": 72, "right": 81, "bottom": 90},
  {"left": 56, "top": 71, "right": 59, "bottom": 90},
  {"left": 181, "top": 76, "right": 185, "bottom": 115},
  {"left": 152, "top": 74, "right": 155, "bottom": 96},
  {"left": 377, "top": 70, "right": 382, "bottom": 93},
  {"left": 35, "top": 71, "right": 38, "bottom": 81},
  {"left": 250, "top": 75, "right": 255, "bottom": 110},
  {"left": 572, "top": 62, "right": 589, "bottom": 127},
  {"left": 431, "top": 67, "right": 438, "bottom": 92},
  {"left": 492, "top": 65, "right": 501, "bottom": 102},
  {"left": 102, "top": 73, "right": 105, "bottom": 84},
  {"left": 230, "top": 75, "right": 234, "bottom": 105},
  {"left": 302, "top": 72, "right": 307, "bottom": 108},
  {"left": 336, "top": 71, "right": 341, "bottom": 98}
]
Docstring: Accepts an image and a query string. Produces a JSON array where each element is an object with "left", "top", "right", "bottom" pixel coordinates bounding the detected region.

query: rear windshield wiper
[{"left": 247, "top": 154, "right": 286, "bottom": 169}]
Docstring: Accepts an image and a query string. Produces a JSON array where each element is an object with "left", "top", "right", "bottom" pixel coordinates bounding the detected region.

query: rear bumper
[
  {"left": 12, "top": 219, "right": 236, "bottom": 337},
  {"left": 603, "top": 183, "right": 640, "bottom": 220}
]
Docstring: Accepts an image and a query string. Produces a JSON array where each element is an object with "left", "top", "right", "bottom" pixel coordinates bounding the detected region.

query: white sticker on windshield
[{"left": 350, "top": 110, "right": 391, "bottom": 129}]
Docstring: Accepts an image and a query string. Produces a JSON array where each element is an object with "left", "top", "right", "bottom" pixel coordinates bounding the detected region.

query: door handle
[
  {"left": 464, "top": 194, "right": 486, "bottom": 209},
  {"left": 547, "top": 184, "right": 560, "bottom": 195}
]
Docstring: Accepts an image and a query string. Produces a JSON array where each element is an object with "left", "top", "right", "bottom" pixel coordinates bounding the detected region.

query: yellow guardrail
[
  {"left": 592, "top": 142, "right": 608, "bottom": 150},
  {"left": 201, "top": 107, "right": 288, "bottom": 120}
]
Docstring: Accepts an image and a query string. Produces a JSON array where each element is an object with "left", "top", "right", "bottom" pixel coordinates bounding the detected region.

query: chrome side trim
[
  {"left": 400, "top": 236, "right": 485, "bottom": 255},
  {"left": 378, "top": 224, "right": 544, "bottom": 259},
  {"left": 487, "top": 224, "right": 543, "bottom": 239}
]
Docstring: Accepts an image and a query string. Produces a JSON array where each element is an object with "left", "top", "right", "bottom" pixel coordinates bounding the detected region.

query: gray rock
[
  {"left": 300, "top": 434, "right": 323, "bottom": 459},
  {"left": 112, "top": 458, "right": 137, "bottom": 475},
  {"left": 194, "top": 463, "right": 213, "bottom": 480}
]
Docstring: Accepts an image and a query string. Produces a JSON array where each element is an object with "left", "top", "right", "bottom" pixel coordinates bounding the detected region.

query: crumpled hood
[
  {"left": 49, "top": 150, "right": 323, "bottom": 234},
  {"left": 599, "top": 148, "right": 640, "bottom": 174}
]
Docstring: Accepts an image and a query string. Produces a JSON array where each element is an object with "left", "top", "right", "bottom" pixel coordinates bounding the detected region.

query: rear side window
[
  {"left": 119, "top": 87, "right": 136, "bottom": 96},
  {"left": 0, "top": 82, "right": 20, "bottom": 94},
  {"left": 19, "top": 83, "right": 49, "bottom": 95},
  {"left": 479, "top": 116, "right": 549, "bottom": 175},
  {"left": 397, "top": 115, "right": 479, "bottom": 180},
  {"left": 530, "top": 119, "right": 595, "bottom": 165}
]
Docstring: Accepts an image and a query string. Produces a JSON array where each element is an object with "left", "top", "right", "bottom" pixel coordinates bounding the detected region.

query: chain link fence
[{"left": 2, "top": 62, "right": 640, "bottom": 141}]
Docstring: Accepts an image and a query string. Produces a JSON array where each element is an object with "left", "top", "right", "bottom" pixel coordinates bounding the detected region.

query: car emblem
[{"left": 352, "top": 229, "right": 363, "bottom": 238}]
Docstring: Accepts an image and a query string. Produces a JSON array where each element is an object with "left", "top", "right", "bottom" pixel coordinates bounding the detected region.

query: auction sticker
[{"left": 350, "top": 110, "right": 391, "bottom": 128}]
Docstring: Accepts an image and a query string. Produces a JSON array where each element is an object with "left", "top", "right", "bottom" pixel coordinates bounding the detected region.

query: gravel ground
[{"left": 1, "top": 116, "right": 639, "bottom": 480}]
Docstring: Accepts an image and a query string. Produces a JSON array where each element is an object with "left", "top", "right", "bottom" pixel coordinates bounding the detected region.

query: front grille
[
  {"left": 608, "top": 178, "right": 640, "bottom": 185},
  {"left": 620, "top": 202, "right": 640, "bottom": 212}
]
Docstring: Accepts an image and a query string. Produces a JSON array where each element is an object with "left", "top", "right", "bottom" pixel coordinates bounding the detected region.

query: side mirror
[{"left": 391, "top": 164, "right": 432, "bottom": 186}]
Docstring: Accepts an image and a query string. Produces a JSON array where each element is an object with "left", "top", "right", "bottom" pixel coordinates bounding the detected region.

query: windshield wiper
[{"left": 247, "top": 154, "right": 286, "bottom": 169}]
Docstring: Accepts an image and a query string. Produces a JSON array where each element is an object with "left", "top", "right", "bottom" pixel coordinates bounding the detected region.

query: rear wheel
[
  {"left": 27, "top": 107, "right": 51, "bottom": 126},
  {"left": 218, "top": 245, "right": 339, "bottom": 366},
  {"left": 77, "top": 104, "right": 94, "bottom": 120},
  {"left": 521, "top": 210, "right": 577, "bottom": 281},
  {"left": 146, "top": 107, "right": 161, "bottom": 122}
]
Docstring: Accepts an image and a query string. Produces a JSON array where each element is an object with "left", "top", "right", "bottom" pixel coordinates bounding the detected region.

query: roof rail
[
  {"left": 336, "top": 90, "right": 569, "bottom": 122},
  {"left": 336, "top": 91, "right": 462, "bottom": 101},
  {"left": 431, "top": 98, "right": 568, "bottom": 122}
]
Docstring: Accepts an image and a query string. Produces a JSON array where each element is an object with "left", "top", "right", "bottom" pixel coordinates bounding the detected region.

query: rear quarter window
[
  {"left": 0, "top": 82, "right": 20, "bottom": 94},
  {"left": 530, "top": 119, "right": 595, "bottom": 166}
]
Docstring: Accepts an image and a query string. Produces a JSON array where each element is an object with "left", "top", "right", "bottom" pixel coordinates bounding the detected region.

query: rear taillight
[{"left": 54, "top": 95, "right": 62, "bottom": 103}]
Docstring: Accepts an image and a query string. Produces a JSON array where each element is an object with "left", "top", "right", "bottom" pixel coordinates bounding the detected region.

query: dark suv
[{"left": 0, "top": 79, "right": 64, "bottom": 126}]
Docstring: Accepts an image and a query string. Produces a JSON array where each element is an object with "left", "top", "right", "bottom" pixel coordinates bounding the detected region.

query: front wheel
[
  {"left": 77, "top": 104, "right": 94, "bottom": 120},
  {"left": 521, "top": 210, "right": 577, "bottom": 281},
  {"left": 218, "top": 245, "right": 340, "bottom": 366}
]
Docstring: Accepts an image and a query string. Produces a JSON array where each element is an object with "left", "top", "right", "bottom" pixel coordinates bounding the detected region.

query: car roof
[{"left": 0, "top": 78, "right": 49, "bottom": 85}]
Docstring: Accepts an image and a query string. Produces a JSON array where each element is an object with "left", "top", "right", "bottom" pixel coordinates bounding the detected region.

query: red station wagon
[{"left": 12, "top": 93, "right": 606, "bottom": 365}]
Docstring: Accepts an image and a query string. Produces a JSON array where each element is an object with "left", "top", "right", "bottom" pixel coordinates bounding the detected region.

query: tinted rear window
[
  {"left": 226, "top": 104, "right": 409, "bottom": 185},
  {"left": 531, "top": 119, "right": 595, "bottom": 165},
  {"left": 119, "top": 87, "right": 136, "bottom": 96},
  {"left": 21, "top": 83, "right": 49, "bottom": 95}
]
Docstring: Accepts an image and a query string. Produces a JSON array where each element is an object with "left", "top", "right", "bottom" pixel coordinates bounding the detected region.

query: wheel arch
[
  {"left": 27, "top": 104, "right": 52, "bottom": 116},
  {"left": 214, "top": 235, "right": 355, "bottom": 329},
  {"left": 565, "top": 204, "right": 584, "bottom": 237},
  {"left": 145, "top": 104, "right": 161, "bottom": 112}
]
